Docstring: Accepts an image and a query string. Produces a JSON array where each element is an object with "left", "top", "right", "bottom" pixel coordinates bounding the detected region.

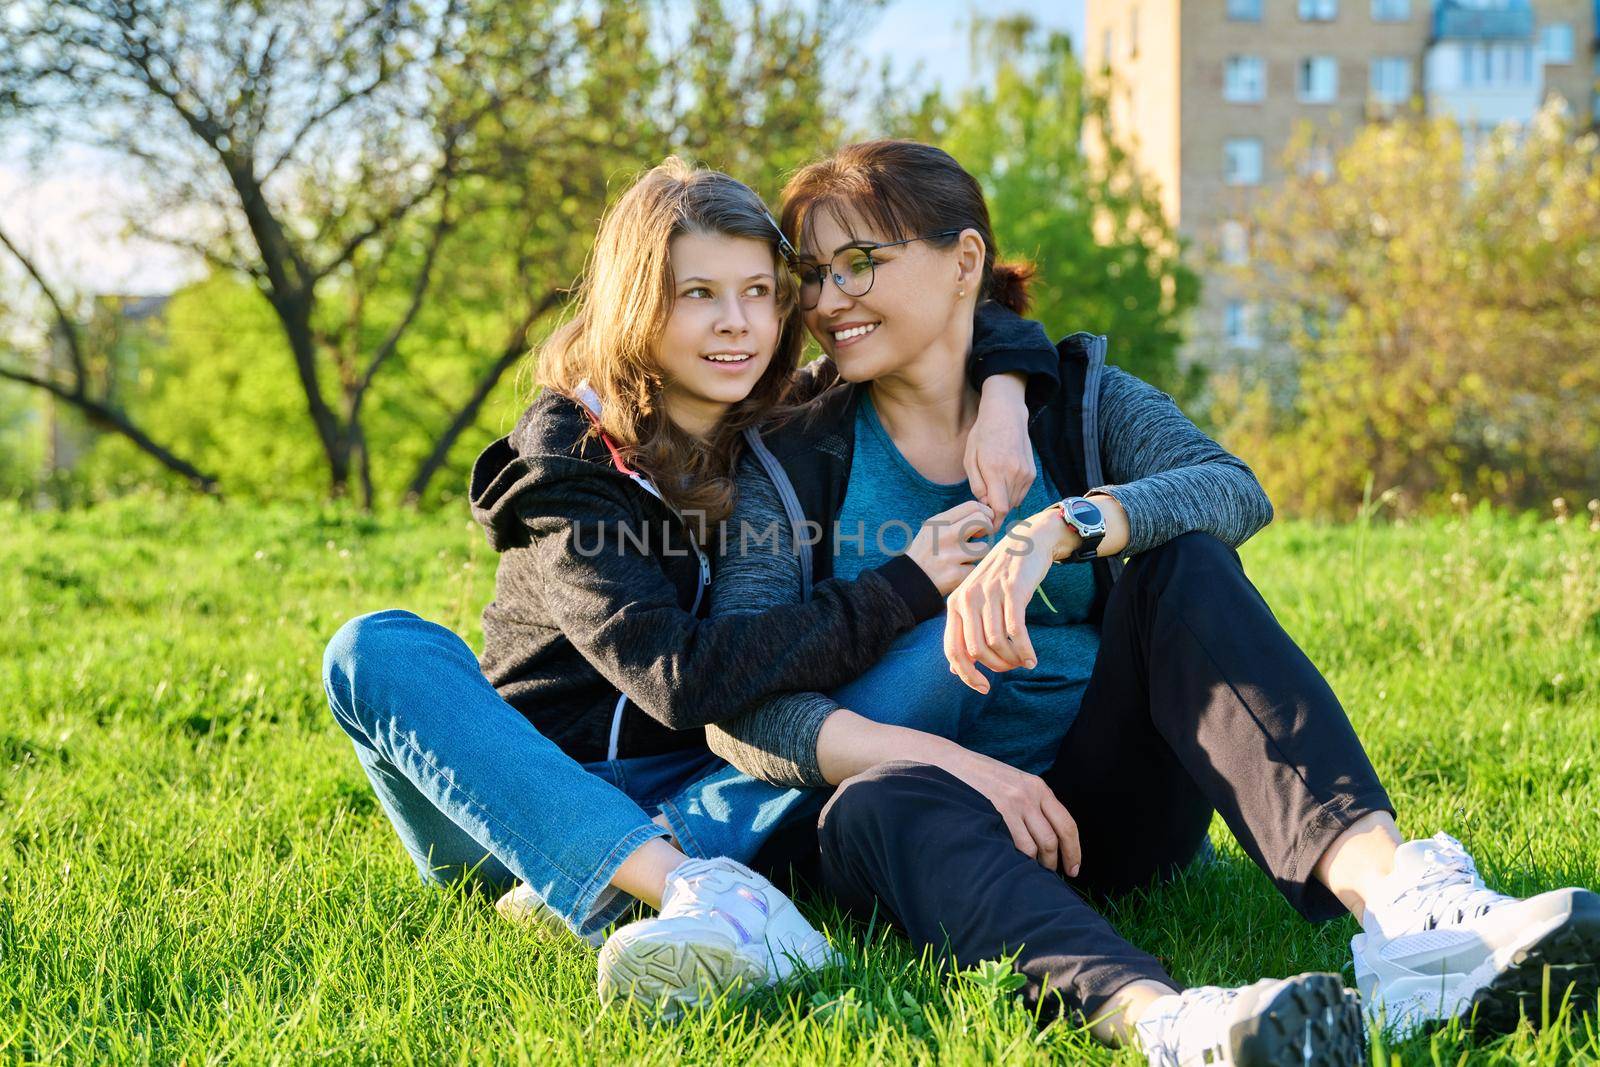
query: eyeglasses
[{"left": 788, "top": 230, "right": 961, "bottom": 310}]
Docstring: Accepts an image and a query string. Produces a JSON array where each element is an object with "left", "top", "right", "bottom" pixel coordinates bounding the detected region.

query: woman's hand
[
  {"left": 905, "top": 500, "right": 995, "bottom": 596},
  {"left": 944, "top": 507, "right": 1070, "bottom": 693},
  {"left": 921, "top": 742, "right": 1082, "bottom": 877},
  {"left": 966, "top": 373, "right": 1035, "bottom": 520}
]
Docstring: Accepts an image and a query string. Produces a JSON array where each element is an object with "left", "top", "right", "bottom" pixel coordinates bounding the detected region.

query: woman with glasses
[
  {"left": 320, "top": 158, "right": 1059, "bottom": 1018},
  {"left": 704, "top": 139, "right": 1599, "bottom": 1065}
]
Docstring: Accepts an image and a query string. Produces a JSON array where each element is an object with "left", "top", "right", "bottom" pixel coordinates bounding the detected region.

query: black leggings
[{"left": 816, "top": 532, "right": 1394, "bottom": 1021}]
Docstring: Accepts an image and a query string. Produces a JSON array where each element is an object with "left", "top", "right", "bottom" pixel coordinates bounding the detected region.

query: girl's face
[
  {"left": 655, "top": 232, "right": 781, "bottom": 430},
  {"left": 796, "top": 208, "right": 975, "bottom": 383}
]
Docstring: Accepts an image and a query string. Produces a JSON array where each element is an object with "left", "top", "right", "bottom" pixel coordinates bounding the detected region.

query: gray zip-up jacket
[{"left": 704, "top": 333, "right": 1275, "bottom": 788}]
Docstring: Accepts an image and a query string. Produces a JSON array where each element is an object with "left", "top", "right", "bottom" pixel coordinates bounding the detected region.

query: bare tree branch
[
  {"left": 5, "top": 0, "right": 865, "bottom": 508},
  {"left": 125, "top": 222, "right": 266, "bottom": 281},
  {"left": 0, "top": 362, "right": 221, "bottom": 494},
  {"left": 350, "top": 195, "right": 455, "bottom": 418},
  {"left": 0, "top": 224, "right": 88, "bottom": 388},
  {"left": 307, "top": 177, "right": 444, "bottom": 286},
  {"left": 402, "top": 287, "right": 567, "bottom": 507},
  {"left": 259, "top": 68, "right": 392, "bottom": 183}
]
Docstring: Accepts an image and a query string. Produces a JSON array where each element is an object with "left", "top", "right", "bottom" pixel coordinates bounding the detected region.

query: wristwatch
[{"left": 1054, "top": 495, "right": 1107, "bottom": 562}]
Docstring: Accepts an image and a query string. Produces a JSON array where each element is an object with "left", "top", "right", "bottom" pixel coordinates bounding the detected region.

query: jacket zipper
[
  {"left": 576, "top": 383, "right": 712, "bottom": 759},
  {"left": 605, "top": 518, "right": 707, "bottom": 760}
]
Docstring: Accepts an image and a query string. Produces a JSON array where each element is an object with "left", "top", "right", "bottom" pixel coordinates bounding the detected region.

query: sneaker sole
[
  {"left": 494, "top": 887, "right": 607, "bottom": 949},
  {"left": 597, "top": 926, "right": 764, "bottom": 1019},
  {"left": 1460, "top": 890, "right": 1600, "bottom": 1034},
  {"left": 1231, "top": 973, "right": 1367, "bottom": 1067}
]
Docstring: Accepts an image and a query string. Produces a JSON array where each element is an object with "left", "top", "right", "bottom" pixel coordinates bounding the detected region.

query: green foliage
[
  {"left": 1, "top": 0, "right": 879, "bottom": 509},
  {"left": 0, "top": 382, "right": 43, "bottom": 500},
  {"left": 1213, "top": 104, "right": 1600, "bottom": 517},
  {"left": 0, "top": 289, "right": 200, "bottom": 504},
  {"left": 2, "top": 498, "right": 1599, "bottom": 1062},
  {"left": 4, "top": 5, "right": 1204, "bottom": 506},
  {"left": 73, "top": 276, "right": 327, "bottom": 501},
  {"left": 904, "top": 18, "right": 1200, "bottom": 396},
  {"left": 0, "top": 283, "right": 35, "bottom": 496}
]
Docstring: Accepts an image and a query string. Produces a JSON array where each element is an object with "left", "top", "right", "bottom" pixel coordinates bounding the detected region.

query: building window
[
  {"left": 1298, "top": 0, "right": 1338, "bottom": 21},
  {"left": 1370, "top": 0, "right": 1409, "bottom": 20},
  {"left": 1370, "top": 56, "right": 1413, "bottom": 103},
  {"left": 1298, "top": 56, "right": 1340, "bottom": 101},
  {"left": 1225, "top": 301, "right": 1262, "bottom": 349},
  {"left": 1228, "top": 0, "right": 1263, "bottom": 20},
  {"left": 1459, "top": 43, "right": 1536, "bottom": 87},
  {"left": 1224, "top": 138, "right": 1264, "bottom": 185},
  {"left": 1130, "top": 5, "right": 1140, "bottom": 57},
  {"left": 1219, "top": 221, "right": 1251, "bottom": 266},
  {"left": 1101, "top": 28, "right": 1113, "bottom": 69},
  {"left": 1539, "top": 24, "right": 1574, "bottom": 64},
  {"left": 1224, "top": 56, "right": 1267, "bottom": 102}
]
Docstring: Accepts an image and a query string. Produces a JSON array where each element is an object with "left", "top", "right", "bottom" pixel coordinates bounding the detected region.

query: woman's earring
[{"left": 958, "top": 288, "right": 966, "bottom": 297}]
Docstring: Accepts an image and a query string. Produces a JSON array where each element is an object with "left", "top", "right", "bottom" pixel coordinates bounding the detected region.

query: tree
[
  {"left": 0, "top": 224, "right": 220, "bottom": 494},
  {"left": 887, "top": 17, "right": 1199, "bottom": 396},
  {"left": 1216, "top": 103, "right": 1600, "bottom": 515},
  {"left": 66, "top": 272, "right": 320, "bottom": 502},
  {"left": 4, "top": 0, "right": 500, "bottom": 505},
  {"left": 2, "top": 0, "right": 877, "bottom": 508},
  {"left": 397, "top": 0, "right": 872, "bottom": 506}
]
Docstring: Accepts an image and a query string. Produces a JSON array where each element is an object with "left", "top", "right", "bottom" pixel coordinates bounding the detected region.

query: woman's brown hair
[
  {"left": 778, "top": 139, "right": 1035, "bottom": 314},
  {"left": 536, "top": 158, "right": 804, "bottom": 526}
]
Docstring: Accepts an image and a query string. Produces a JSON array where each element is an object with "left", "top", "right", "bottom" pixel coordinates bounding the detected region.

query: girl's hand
[
  {"left": 966, "top": 373, "right": 1035, "bottom": 520},
  {"left": 944, "top": 508, "right": 1071, "bottom": 692},
  {"left": 906, "top": 500, "right": 995, "bottom": 596}
]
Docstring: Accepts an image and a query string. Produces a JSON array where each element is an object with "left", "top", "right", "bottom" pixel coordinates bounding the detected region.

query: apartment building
[{"left": 1084, "top": 0, "right": 1599, "bottom": 360}]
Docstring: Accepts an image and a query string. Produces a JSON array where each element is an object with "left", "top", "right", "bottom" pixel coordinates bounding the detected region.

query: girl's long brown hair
[{"left": 537, "top": 158, "right": 804, "bottom": 525}]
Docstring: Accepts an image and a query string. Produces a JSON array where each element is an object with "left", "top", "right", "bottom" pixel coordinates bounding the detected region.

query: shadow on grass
[{"left": 583, "top": 843, "right": 1600, "bottom": 1064}]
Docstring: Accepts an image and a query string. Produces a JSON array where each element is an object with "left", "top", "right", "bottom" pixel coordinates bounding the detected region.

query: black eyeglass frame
[{"left": 788, "top": 229, "right": 963, "bottom": 310}]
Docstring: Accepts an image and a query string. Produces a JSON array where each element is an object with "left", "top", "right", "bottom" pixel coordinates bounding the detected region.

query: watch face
[{"left": 1068, "top": 498, "right": 1104, "bottom": 526}]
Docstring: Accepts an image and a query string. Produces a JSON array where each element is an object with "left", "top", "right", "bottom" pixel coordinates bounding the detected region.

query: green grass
[{"left": 2, "top": 496, "right": 1598, "bottom": 1064}]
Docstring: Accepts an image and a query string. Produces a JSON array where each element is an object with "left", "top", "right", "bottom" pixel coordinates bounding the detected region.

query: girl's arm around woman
[{"left": 495, "top": 464, "right": 941, "bottom": 733}]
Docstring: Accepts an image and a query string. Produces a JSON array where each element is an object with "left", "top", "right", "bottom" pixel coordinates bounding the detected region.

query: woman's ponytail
[{"left": 987, "top": 260, "right": 1036, "bottom": 315}]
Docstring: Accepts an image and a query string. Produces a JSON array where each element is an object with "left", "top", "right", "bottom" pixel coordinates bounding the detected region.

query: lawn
[{"left": 2, "top": 497, "right": 1597, "bottom": 1064}]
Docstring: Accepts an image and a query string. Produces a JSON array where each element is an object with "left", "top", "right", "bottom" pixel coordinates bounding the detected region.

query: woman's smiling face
[{"left": 796, "top": 208, "right": 976, "bottom": 383}]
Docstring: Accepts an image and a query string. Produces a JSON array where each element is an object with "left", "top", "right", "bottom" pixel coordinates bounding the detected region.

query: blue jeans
[{"left": 322, "top": 609, "right": 818, "bottom": 940}]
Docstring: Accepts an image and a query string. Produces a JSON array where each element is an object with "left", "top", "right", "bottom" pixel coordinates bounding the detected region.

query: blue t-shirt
[{"left": 832, "top": 393, "right": 1100, "bottom": 772}]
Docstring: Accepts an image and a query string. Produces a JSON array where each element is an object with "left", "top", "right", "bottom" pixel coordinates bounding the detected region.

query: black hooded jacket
[{"left": 466, "top": 307, "right": 1061, "bottom": 764}]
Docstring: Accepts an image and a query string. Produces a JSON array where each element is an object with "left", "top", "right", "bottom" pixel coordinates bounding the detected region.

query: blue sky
[
  {"left": 0, "top": 2, "right": 1088, "bottom": 294},
  {"left": 863, "top": 1, "right": 1087, "bottom": 92}
]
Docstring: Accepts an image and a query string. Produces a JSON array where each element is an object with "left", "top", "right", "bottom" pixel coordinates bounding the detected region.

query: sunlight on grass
[{"left": 2, "top": 497, "right": 1597, "bottom": 1063}]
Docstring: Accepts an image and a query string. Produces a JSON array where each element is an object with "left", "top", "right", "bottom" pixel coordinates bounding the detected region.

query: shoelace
[
  {"left": 1392, "top": 834, "right": 1510, "bottom": 931},
  {"left": 1139, "top": 985, "right": 1239, "bottom": 1063},
  {"left": 659, "top": 860, "right": 772, "bottom": 946}
]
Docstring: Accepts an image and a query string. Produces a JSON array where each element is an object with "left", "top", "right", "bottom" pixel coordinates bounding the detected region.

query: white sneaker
[
  {"left": 1351, "top": 833, "right": 1600, "bottom": 1036},
  {"left": 494, "top": 882, "right": 606, "bottom": 948},
  {"left": 1134, "top": 972, "right": 1365, "bottom": 1067},
  {"left": 596, "top": 857, "right": 837, "bottom": 1016}
]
